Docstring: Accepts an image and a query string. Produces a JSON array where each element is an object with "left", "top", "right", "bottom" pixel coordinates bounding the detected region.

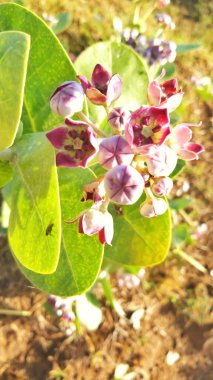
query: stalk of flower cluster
[{"left": 77, "top": 111, "right": 108, "bottom": 138}]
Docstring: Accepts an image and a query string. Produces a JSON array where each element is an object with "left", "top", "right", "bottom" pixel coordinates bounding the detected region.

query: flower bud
[
  {"left": 104, "top": 164, "right": 144, "bottom": 205},
  {"left": 78, "top": 207, "right": 114, "bottom": 245},
  {"left": 151, "top": 177, "right": 173, "bottom": 196},
  {"left": 80, "top": 209, "right": 106, "bottom": 236},
  {"left": 50, "top": 81, "right": 84, "bottom": 117},
  {"left": 145, "top": 145, "right": 177, "bottom": 177},
  {"left": 140, "top": 197, "right": 168, "bottom": 218},
  {"left": 108, "top": 107, "right": 130, "bottom": 131},
  {"left": 99, "top": 135, "right": 134, "bottom": 170}
]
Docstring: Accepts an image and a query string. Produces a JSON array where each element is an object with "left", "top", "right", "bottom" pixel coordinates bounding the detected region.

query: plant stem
[
  {"left": 77, "top": 112, "right": 108, "bottom": 138},
  {"left": 173, "top": 248, "right": 207, "bottom": 273},
  {"left": 0, "top": 309, "right": 32, "bottom": 317},
  {"left": 179, "top": 209, "right": 196, "bottom": 227}
]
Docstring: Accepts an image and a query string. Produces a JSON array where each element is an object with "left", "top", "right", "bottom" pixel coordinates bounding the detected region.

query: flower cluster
[
  {"left": 155, "top": 13, "right": 175, "bottom": 30},
  {"left": 47, "top": 64, "right": 204, "bottom": 246},
  {"left": 122, "top": 29, "right": 176, "bottom": 67},
  {"left": 47, "top": 295, "right": 76, "bottom": 336}
]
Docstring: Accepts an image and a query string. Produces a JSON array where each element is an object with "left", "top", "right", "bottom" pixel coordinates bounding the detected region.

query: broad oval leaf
[
  {"left": 0, "top": 31, "right": 30, "bottom": 151},
  {"left": 0, "top": 3, "right": 77, "bottom": 133},
  {"left": 16, "top": 167, "right": 104, "bottom": 296},
  {"left": 75, "top": 41, "right": 149, "bottom": 123},
  {"left": 8, "top": 133, "right": 61, "bottom": 274},
  {"left": 0, "top": 161, "right": 13, "bottom": 188},
  {"left": 105, "top": 196, "right": 171, "bottom": 267}
]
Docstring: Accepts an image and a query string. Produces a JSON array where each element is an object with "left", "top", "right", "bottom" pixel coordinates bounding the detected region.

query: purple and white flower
[
  {"left": 77, "top": 64, "right": 122, "bottom": 107},
  {"left": 46, "top": 119, "right": 98, "bottom": 167}
]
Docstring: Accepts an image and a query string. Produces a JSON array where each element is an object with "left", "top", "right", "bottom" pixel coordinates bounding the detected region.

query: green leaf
[
  {"left": 75, "top": 41, "right": 149, "bottom": 123},
  {"left": 8, "top": 133, "right": 61, "bottom": 274},
  {"left": 51, "top": 12, "right": 72, "bottom": 35},
  {"left": 172, "top": 223, "right": 189, "bottom": 247},
  {"left": 16, "top": 167, "right": 104, "bottom": 296},
  {"left": 0, "top": 31, "right": 30, "bottom": 151},
  {"left": 0, "top": 3, "right": 77, "bottom": 133},
  {"left": 170, "top": 159, "right": 185, "bottom": 178},
  {"left": 100, "top": 276, "right": 125, "bottom": 317},
  {"left": 0, "top": 161, "right": 13, "bottom": 188},
  {"left": 105, "top": 196, "right": 171, "bottom": 267},
  {"left": 169, "top": 197, "right": 191, "bottom": 211},
  {"left": 176, "top": 44, "right": 201, "bottom": 55}
]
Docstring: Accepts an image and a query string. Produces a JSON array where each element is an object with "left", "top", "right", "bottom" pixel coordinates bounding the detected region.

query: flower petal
[
  {"left": 98, "top": 212, "right": 114, "bottom": 245},
  {"left": 86, "top": 87, "right": 107, "bottom": 105},
  {"left": 152, "top": 125, "right": 171, "bottom": 145},
  {"left": 77, "top": 75, "right": 91, "bottom": 92},
  {"left": 99, "top": 135, "right": 134, "bottom": 169},
  {"left": 186, "top": 142, "right": 205, "bottom": 154},
  {"left": 56, "top": 152, "right": 77, "bottom": 167},
  {"left": 140, "top": 197, "right": 168, "bottom": 218},
  {"left": 91, "top": 64, "right": 111, "bottom": 88},
  {"left": 170, "top": 124, "right": 192, "bottom": 145},
  {"left": 106, "top": 74, "right": 122, "bottom": 106},
  {"left": 160, "top": 78, "right": 178, "bottom": 94},
  {"left": 82, "top": 209, "right": 105, "bottom": 236},
  {"left": 147, "top": 81, "right": 162, "bottom": 106},
  {"left": 104, "top": 164, "right": 144, "bottom": 205},
  {"left": 46, "top": 127, "right": 67, "bottom": 149},
  {"left": 162, "top": 91, "right": 184, "bottom": 112},
  {"left": 65, "top": 118, "right": 88, "bottom": 128},
  {"left": 145, "top": 145, "right": 178, "bottom": 177},
  {"left": 177, "top": 143, "right": 205, "bottom": 160}
]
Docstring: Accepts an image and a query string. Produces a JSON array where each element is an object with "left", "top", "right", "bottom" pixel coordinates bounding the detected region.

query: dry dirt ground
[{"left": 0, "top": 226, "right": 212, "bottom": 380}]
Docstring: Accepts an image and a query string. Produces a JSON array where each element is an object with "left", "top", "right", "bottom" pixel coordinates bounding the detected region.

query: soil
[{"left": 0, "top": 231, "right": 212, "bottom": 380}]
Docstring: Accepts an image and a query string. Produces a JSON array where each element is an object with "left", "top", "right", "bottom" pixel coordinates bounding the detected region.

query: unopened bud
[
  {"left": 151, "top": 177, "right": 173, "bottom": 196},
  {"left": 50, "top": 81, "right": 84, "bottom": 117},
  {"left": 99, "top": 135, "right": 134, "bottom": 170},
  {"left": 140, "top": 197, "right": 167, "bottom": 218},
  {"left": 104, "top": 164, "right": 144, "bottom": 205},
  {"left": 108, "top": 107, "right": 130, "bottom": 131}
]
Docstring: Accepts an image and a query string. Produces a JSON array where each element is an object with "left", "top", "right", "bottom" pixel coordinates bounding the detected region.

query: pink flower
[
  {"left": 77, "top": 64, "right": 122, "bottom": 107},
  {"left": 81, "top": 178, "right": 105, "bottom": 203},
  {"left": 108, "top": 107, "right": 130, "bottom": 131},
  {"left": 99, "top": 135, "right": 134, "bottom": 170},
  {"left": 151, "top": 177, "right": 173, "bottom": 196},
  {"left": 147, "top": 72, "right": 183, "bottom": 112},
  {"left": 50, "top": 81, "right": 84, "bottom": 117},
  {"left": 140, "top": 197, "right": 168, "bottom": 218},
  {"left": 125, "top": 106, "right": 170, "bottom": 154},
  {"left": 144, "top": 145, "right": 178, "bottom": 177},
  {"left": 67, "top": 206, "right": 114, "bottom": 245},
  {"left": 46, "top": 119, "right": 98, "bottom": 168},
  {"left": 169, "top": 122, "right": 205, "bottom": 160},
  {"left": 104, "top": 164, "right": 144, "bottom": 205}
]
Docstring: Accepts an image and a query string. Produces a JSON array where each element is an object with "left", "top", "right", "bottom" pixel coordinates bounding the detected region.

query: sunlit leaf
[
  {"left": 16, "top": 167, "right": 104, "bottom": 296},
  {"left": 0, "top": 3, "right": 77, "bottom": 132},
  {"left": 0, "top": 31, "right": 30, "bottom": 151},
  {"left": 8, "top": 133, "right": 61, "bottom": 274}
]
